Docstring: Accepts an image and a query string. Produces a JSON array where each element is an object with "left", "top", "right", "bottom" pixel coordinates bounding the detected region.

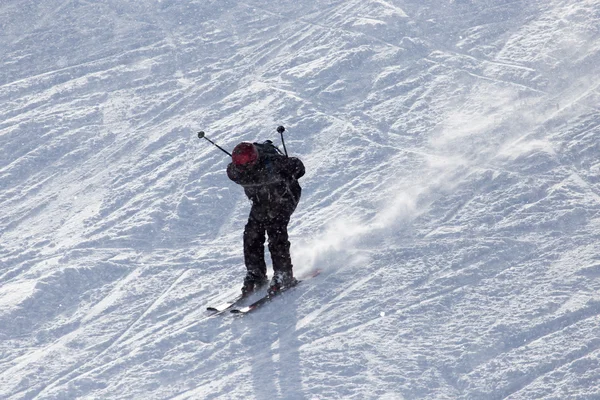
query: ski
[
  {"left": 230, "top": 282, "right": 298, "bottom": 314},
  {"left": 206, "top": 293, "right": 247, "bottom": 313},
  {"left": 206, "top": 281, "right": 270, "bottom": 313},
  {"left": 230, "top": 269, "right": 321, "bottom": 314}
]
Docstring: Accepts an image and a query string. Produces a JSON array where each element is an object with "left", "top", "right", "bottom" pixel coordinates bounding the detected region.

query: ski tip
[
  {"left": 207, "top": 307, "right": 218, "bottom": 312},
  {"left": 231, "top": 306, "right": 254, "bottom": 314}
]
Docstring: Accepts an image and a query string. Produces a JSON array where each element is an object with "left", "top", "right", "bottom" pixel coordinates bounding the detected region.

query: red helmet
[{"left": 232, "top": 142, "right": 259, "bottom": 166}]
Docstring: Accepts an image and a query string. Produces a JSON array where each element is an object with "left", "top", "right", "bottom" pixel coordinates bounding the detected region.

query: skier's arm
[
  {"left": 228, "top": 156, "right": 304, "bottom": 186},
  {"left": 280, "top": 157, "right": 305, "bottom": 180},
  {"left": 227, "top": 162, "right": 280, "bottom": 186},
  {"left": 227, "top": 163, "right": 260, "bottom": 184},
  {"left": 227, "top": 162, "right": 243, "bottom": 183}
]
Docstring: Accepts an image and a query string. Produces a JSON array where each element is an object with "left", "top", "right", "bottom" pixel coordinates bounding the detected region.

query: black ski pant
[{"left": 243, "top": 204, "right": 294, "bottom": 278}]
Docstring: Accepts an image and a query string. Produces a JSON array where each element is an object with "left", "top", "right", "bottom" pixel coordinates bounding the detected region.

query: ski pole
[
  {"left": 197, "top": 131, "right": 232, "bottom": 157},
  {"left": 277, "top": 125, "right": 288, "bottom": 157}
]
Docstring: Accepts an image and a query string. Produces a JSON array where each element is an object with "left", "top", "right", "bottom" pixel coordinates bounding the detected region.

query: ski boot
[
  {"left": 268, "top": 270, "right": 298, "bottom": 295},
  {"left": 241, "top": 270, "right": 268, "bottom": 296}
]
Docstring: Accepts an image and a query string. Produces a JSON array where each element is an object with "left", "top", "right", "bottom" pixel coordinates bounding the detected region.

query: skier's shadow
[{"left": 244, "top": 293, "right": 306, "bottom": 399}]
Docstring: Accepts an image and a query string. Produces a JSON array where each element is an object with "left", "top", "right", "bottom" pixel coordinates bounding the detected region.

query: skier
[{"left": 227, "top": 139, "right": 305, "bottom": 296}]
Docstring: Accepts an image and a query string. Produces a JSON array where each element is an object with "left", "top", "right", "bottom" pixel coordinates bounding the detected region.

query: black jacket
[{"left": 227, "top": 152, "right": 305, "bottom": 213}]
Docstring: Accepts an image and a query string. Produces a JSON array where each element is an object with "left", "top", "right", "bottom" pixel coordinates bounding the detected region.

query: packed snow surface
[{"left": 1, "top": 0, "right": 600, "bottom": 399}]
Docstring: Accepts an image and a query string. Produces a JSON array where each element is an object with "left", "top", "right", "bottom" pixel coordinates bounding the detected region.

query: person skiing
[{"left": 227, "top": 138, "right": 305, "bottom": 296}]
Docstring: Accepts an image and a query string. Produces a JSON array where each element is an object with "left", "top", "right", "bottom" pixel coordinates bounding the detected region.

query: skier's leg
[
  {"left": 266, "top": 213, "right": 297, "bottom": 292},
  {"left": 266, "top": 215, "right": 292, "bottom": 273},
  {"left": 243, "top": 207, "right": 268, "bottom": 290}
]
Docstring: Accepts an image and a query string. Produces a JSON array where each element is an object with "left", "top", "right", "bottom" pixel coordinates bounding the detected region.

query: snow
[{"left": 1, "top": 0, "right": 600, "bottom": 398}]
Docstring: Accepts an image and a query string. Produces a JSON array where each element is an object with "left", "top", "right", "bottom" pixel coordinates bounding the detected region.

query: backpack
[{"left": 254, "top": 140, "right": 284, "bottom": 159}]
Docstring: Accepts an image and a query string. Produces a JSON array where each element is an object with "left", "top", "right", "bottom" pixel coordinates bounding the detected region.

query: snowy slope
[{"left": 1, "top": 0, "right": 600, "bottom": 398}]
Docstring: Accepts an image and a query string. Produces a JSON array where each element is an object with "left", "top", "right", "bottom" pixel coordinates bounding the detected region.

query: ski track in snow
[{"left": 1, "top": 0, "right": 600, "bottom": 399}]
